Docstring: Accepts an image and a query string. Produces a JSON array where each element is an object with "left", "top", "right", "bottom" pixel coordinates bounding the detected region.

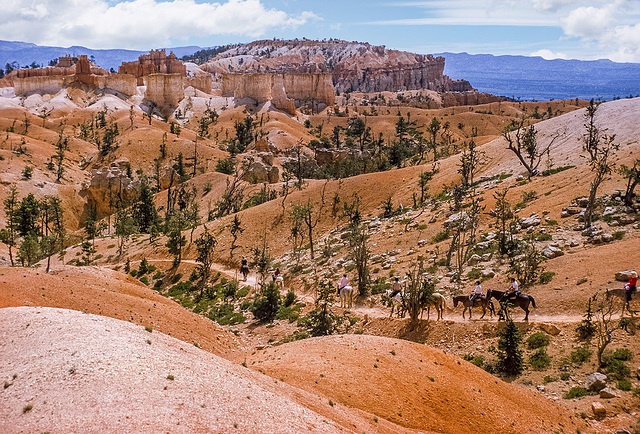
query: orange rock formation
[{"left": 119, "top": 49, "right": 186, "bottom": 85}]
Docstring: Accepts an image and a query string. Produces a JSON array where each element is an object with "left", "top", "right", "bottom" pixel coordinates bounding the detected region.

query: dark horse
[
  {"left": 487, "top": 289, "right": 536, "bottom": 321},
  {"left": 453, "top": 295, "right": 495, "bottom": 319}
]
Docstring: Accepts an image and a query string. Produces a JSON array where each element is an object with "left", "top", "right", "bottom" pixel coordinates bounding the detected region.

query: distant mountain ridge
[
  {"left": 0, "top": 40, "right": 203, "bottom": 71},
  {"left": 2, "top": 40, "right": 639, "bottom": 101},
  {"left": 437, "top": 52, "right": 640, "bottom": 101}
]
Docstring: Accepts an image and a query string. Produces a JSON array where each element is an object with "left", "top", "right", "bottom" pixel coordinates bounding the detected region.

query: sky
[{"left": 2, "top": 0, "right": 640, "bottom": 62}]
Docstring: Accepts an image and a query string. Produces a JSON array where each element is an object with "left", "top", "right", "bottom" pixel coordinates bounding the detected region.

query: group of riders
[{"left": 241, "top": 256, "right": 638, "bottom": 311}]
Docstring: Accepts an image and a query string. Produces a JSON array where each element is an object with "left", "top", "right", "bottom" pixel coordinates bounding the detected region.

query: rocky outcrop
[
  {"left": 119, "top": 49, "right": 186, "bottom": 85},
  {"left": 83, "top": 160, "right": 138, "bottom": 217},
  {"left": 185, "top": 76, "right": 212, "bottom": 94},
  {"left": 144, "top": 74, "right": 185, "bottom": 109},
  {"left": 207, "top": 39, "right": 474, "bottom": 94},
  {"left": 222, "top": 73, "right": 334, "bottom": 115}
]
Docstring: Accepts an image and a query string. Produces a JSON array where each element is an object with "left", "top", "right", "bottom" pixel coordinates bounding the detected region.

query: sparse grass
[
  {"left": 543, "top": 375, "right": 557, "bottom": 384},
  {"left": 529, "top": 347, "right": 551, "bottom": 370},
  {"left": 564, "top": 386, "right": 589, "bottom": 399},
  {"left": 536, "top": 232, "right": 552, "bottom": 241},
  {"left": 23, "top": 404, "right": 32, "bottom": 413},
  {"left": 527, "top": 332, "right": 551, "bottom": 349},
  {"left": 145, "top": 326, "right": 152, "bottom": 333},
  {"left": 539, "top": 271, "right": 555, "bottom": 284},
  {"left": 545, "top": 219, "right": 558, "bottom": 226},
  {"left": 617, "top": 379, "right": 632, "bottom": 391},
  {"left": 612, "top": 231, "right": 625, "bottom": 241},
  {"left": 570, "top": 346, "right": 592, "bottom": 365},
  {"left": 431, "top": 230, "right": 449, "bottom": 244},
  {"left": 167, "top": 375, "right": 174, "bottom": 381}
]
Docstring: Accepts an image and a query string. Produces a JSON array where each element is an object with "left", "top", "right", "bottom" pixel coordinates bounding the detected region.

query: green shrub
[
  {"left": 240, "top": 300, "right": 252, "bottom": 311},
  {"left": 536, "top": 232, "right": 552, "bottom": 241},
  {"left": 570, "top": 346, "right": 592, "bottom": 365},
  {"left": 545, "top": 220, "right": 558, "bottom": 226},
  {"left": 466, "top": 268, "right": 482, "bottom": 280},
  {"left": 617, "top": 379, "right": 632, "bottom": 391},
  {"left": 542, "top": 165, "right": 574, "bottom": 176},
  {"left": 564, "top": 387, "right": 589, "bottom": 399},
  {"left": 606, "top": 358, "right": 630, "bottom": 380},
  {"left": 217, "top": 312, "right": 246, "bottom": 326},
  {"left": 153, "top": 279, "right": 163, "bottom": 289},
  {"left": 612, "top": 231, "right": 625, "bottom": 241},
  {"left": 153, "top": 271, "right": 164, "bottom": 280},
  {"left": 543, "top": 375, "right": 557, "bottom": 384},
  {"left": 283, "top": 289, "right": 296, "bottom": 307},
  {"left": 251, "top": 282, "right": 281, "bottom": 322},
  {"left": 612, "top": 348, "right": 633, "bottom": 361},
  {"left": 560, "top": 372, "right": 571, "bottom": 381},
  {"left": 463, "top": 353, "right": 485, "bottom": 368},
  {"left": 370, "top": 277, "right": 391, "bottom": 295},
  {"left": 236, "top": 287, "right": 250, "bottom": 298},
  {"left": 129, "top": 270, "right": 138, "bottom": 277},
  {"left": 139, "top": 276, "right": 149, "bottom": 285},
  {"left": 529, "top": 347, "right": 551, "bottom": 370},
  {"left": 208, "top": 303, "right": 234, "bottom": 321},
  {"left": 431, "top": 230, "right": 449, "bottom": 244},
  {"left": 527, "top": 332, "right": 551, "bottom": 349},
  {"left": 171, "top": 273, "right": 183, "bottom": 284},
  {"left": 539, "top": 271, "right": 555, "bottom": 284},
  {"left": 275, "top": 306, "right": 300, "bottom": 323},
  {"left": 168, "top": 281, "right": 192, "bottom": 297}
]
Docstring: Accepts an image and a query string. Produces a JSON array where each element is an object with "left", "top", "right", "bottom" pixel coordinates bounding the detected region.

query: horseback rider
[
  {"left": 505, "top": 277, "right": 520, "bottom": 300},
  {"left": 338, "top": 274, "right": 349, "bottom": 295},
  {"left": 390, "top": 277, "right": 403, "bottom": 298},
  {"left": 470, "top": 281, "right": 483, "bottom": 307},
  {"left": 625, "top": 271, "right": 637, "bottom": 305},
  {"left": 240, "top": 256, "right": 249, "bottom": 281}
]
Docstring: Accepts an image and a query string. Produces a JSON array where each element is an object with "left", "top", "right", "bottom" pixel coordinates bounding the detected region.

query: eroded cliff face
[
  {"left": 222, "top": 73, "right": 334, "bottom": 115},
  {"left": 206, "top": 40, "right": 474, "bottom": 94},
  {"left": 144, "top": 74, "right": 185, "bottom": 109}
]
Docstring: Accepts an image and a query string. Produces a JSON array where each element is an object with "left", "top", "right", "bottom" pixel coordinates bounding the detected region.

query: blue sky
[{"left": 3, "top": 0, "right": 640, "bottom": 62}]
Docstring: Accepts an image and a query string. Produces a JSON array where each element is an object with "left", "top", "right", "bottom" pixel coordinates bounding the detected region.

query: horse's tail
[{"left": 529, "top": 295, "right": 536, "bottom": 308}]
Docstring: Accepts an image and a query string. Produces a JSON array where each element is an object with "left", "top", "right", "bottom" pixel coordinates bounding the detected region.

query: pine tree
[
  {"left": 496, "top": 319, "right": 524, "bottom": 376},
  {"left": 1, "top": 185, "right": 20, "bottom": 266},
  {"left": 132, "top": 178, "right": 158, "bottom": 233},
  {"left": 251, "top": 282, "right": 281, "bottom": 323}
]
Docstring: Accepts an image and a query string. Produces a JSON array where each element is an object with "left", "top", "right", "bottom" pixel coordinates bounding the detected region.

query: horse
[
  {"left": 339, "top": 285, "right": 355, "bottom": 309},
  {"left": 606, "top": 286, "right": 638, "bottom": 312},
  {"left": 274, "top": 275, "right": 284, "bottom": 289},
  {"left": 421, "top": 293, "right": 447, "bottom": 320},
  {"left": 487, "top": 289, "right": 536, "bottom": 321},
  {"left": 240, "top": 264, "right": 249, "bottom": 281},
  {"left": 385, "top": 289, "right": 405, "bottom": 318},
  {"left": 453, "top": 295, "right": 495, "bottom": 319}
]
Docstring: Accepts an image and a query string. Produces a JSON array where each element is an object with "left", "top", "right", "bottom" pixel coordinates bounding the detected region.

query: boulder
[
  {"left": 585, "top": 372, "right": 607, "bottom": 392},
  {"left": 615, "top": 270, "right": 635, "bottom": 282},
  {"left": 519, "top": 213, "right": 541, "bottom": 229},
  {"left": 577, "top": 276, "right": 588, "bottom": 285},
  {"left": 603, "top": 206, "right": 617, "bottom": 216},
  {"left": 539, "top": 323, "right": 560, "bottom": 336},
  {"left": 561, "top": 207, "right": 581, "bottom": 217},
  {"left": 601, "top": 233, "right": 613, "bottom": 243},
  {"left": 598, "top": 387, "right": 617, "bottom": 399},
  {"left": 542, "top": 245, "right": 564, "bottom": 259},
  {"left": 592, "top": 402, "right": 606, "bottom": 418},
  {"left": 618, "top": 215, "right": 637, "bottom": 225},
  {"left": 467, "top": 254, "right": 481, "bottom": 266},
  {"left": 481, "top": 268, "right": 495, "bottom": 278}
]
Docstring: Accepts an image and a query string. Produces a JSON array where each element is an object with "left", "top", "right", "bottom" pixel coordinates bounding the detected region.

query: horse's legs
[{"left": 480, "top": 304, "right": 486, "bottom": 319}]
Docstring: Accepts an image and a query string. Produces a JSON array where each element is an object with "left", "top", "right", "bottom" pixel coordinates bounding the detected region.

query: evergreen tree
[
  {"left": 496, "top": 319, "right": 524, "bottom": 376},
  {"left": 1, "top": 185, "right": 20, "bottom": 265},
  {"left": 165, "top": 210, "right": 188, "bottom": 267},
  {"left": 302, "top": 281, "right": 343, "bottom": 336},
  {"left": 132, "top": 178, "right": 158, "bottom": 233},
  {"left": 194, "top": 228, "right": 217, "bottom": 297},
  {"left": 114, "top": 206, "right": 138, "bottom": 255},
  {"left": 15, "top": 193, "right": 40, "bottom": 237},
  {"left": 18, "top": 232, "right": 41, "bottom": 267},
  {"left": 251, "top": 282, "right": 281, "bottom": 323}
]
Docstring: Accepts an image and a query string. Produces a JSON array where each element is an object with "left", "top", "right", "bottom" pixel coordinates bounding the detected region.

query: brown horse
[
  {"left": 421, "top": 293, "right": 447, "bottom": 320},
  {"left": 486, "top": 289, "right": 536, "bottom": 321},
  {"left": 453, "top": 295, "right": 495, "bottom": 319}
]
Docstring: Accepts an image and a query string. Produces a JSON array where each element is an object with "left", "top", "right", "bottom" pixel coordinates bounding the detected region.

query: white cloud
[
  {"left": 560, "top": 1, "right": 640, "bottom": 61},
  {"left": 0, "top": 0, "right": 319, "bottom": 49},
  {"left": 530, "top": 49, "right": 568, "bottom": 59}
]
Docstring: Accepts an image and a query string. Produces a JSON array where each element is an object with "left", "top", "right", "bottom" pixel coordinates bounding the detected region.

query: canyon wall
[
  {"left": 222, "top": 72, "right": 334, "bottom": 114},
  {"left": 186, "top": 76, "right": 212, "bottom": 93},
  {"left": 144, "top": 74, "right": 185, "bottom": 108}
]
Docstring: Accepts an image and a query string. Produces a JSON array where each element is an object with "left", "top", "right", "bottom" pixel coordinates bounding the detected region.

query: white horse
[
  {"left": 339, "top": 285, "right": 355, "bottom": 308},
  {"left": 274, "top": 275, "right": 284, "bottom": 289},
  {"left": 385, "top": 289, "right": 405, "bottom": 318},
  {"left": 421, "top": 293, "right": 446, "bottom": 320}
]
